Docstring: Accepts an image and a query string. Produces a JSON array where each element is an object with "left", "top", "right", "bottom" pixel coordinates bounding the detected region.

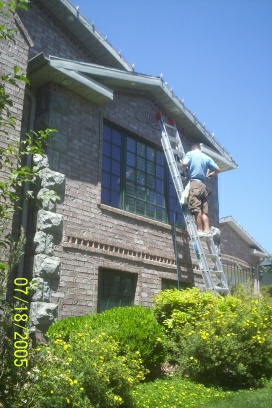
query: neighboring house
[
  {"left": 259, "top": 259, "right": 272, "bottom": 287},
  {"left": 4, "top": 0, "right": 264, "bottom": 335},
  {"left": 219, "top": 216, "right": 269, "bottom": 291}
]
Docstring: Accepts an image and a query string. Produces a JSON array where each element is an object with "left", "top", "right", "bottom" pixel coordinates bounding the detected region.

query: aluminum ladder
[{"left": 156, "top": 113, "right": 230, "bottom": 295}]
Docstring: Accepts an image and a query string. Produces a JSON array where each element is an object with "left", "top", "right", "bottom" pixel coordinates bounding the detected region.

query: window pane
[
  {"left": 127, "top": 152, "right": 136, "bottom": 167},
  {"left": 156, "top": 164, "right": 164, "bottom": 179},
  {"left": 156, "top": 208, "right": 165, "bottom": 221},
  {"left": 103, "top": 141, "right": 111, "bottom": 156},
  {"left": 111, "top": 175, "right": 120, "bottom": 192},
  {"left": 98, "top": 269, "right": 137, "bottom": 312},
  {"left": 101, "top": 124, "right": 122, "bottom": 209},
  {"left": 136, "top": 200, "right": 145, "bottom": 215},
  {"left": 112, "top": 144, "right": 120, "bottom": 159},
  {"left": 156, "top": 152, "right": 164, "bottom": 165},
  {"left": 148, "top": 190, "right": 156, "bottom": 204},
  {"left": 147, "top": 160, "right": 155, "bottom": 175},
  {"left": 147, "top": 146, "right": 155, "bottom": 161},
  {"left": 102, "top": 156, "right": 111, "bottom": 173},
  {"left": 127, "top": 137, "right": 136, "bottom": 152},
  {"left": 103, "top": 125, "right": 111, "bottom": 141},
  {"left": 137, "top": 141, "right": 145, "bottom": 157},
  {"left": 112, "top": 129, "right": 122, "bottom": 146},
  {"left": 101, "top": 188, "right": 110, "bottom": 204},
  {"left": 156, "top": 193, "right": 164, "bottom": 207},
  {"left": 147, "top": 204, "right": 155, "bottom": 218},
  {"left": 112, "top": 160, "right": 120, "bottom": 176},
  {"left": 156, "top": 178, "right": 164, "bottom": 193},
  {"left": 137, "top": 156, "right": 145, "bottom": 171}
]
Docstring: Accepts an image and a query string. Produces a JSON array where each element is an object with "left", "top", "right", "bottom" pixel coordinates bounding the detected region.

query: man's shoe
[{"left": 198, "top": 231, "right": 213, "bottom": 239}]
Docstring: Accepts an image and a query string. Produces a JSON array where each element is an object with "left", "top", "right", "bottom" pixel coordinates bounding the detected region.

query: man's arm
[{"left": 207, "top": 165, "right": 220, "bottom": 179}]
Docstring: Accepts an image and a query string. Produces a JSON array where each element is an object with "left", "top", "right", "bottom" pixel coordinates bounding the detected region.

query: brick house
[
  {"left": 220, "top": 216, "right": 269, "bottom": 291},
  {"left": 3, "top": 0, "right": 264, "bottom": 334}
]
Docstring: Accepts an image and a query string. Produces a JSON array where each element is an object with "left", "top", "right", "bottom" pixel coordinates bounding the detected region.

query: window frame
[
  {"left": 98, "top": 268, "right": 138, "bottom": 312},
  {"left": 101, "top": 122, "right": 183, "bottom": 226}
]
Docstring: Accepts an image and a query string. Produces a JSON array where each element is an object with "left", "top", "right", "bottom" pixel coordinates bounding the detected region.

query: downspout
[
  {"left": 17, "top": 88, "right": 36, "bottom": 278},
  {"left": 173, "top": 211, "right": 180, "bottom": 290}
]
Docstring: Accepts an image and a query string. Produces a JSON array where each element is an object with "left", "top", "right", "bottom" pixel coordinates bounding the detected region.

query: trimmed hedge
[{"left": 47, "top": 306, "right": 166, "bottom": 378}]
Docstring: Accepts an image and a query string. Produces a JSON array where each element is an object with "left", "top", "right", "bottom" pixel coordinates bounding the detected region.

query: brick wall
[
  {"left": 0, "top": 9, "right": 31, "bottom": 261},
  {"left": 10, "top": 2, "right": 218, "bottom": 322},
  {"left": 220, "top": 223, "right": 259, "bottom": 267},
  {"left": 36, "top": 84, "right": 202, "bottom": 317},
  {"left": 17, "top": 0, "right": 94, "bottom": 62}
]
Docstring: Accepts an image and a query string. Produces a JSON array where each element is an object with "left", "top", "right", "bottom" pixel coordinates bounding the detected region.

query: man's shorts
[{"left": 188, "top": 181, "right": 209, "bottom": 215}]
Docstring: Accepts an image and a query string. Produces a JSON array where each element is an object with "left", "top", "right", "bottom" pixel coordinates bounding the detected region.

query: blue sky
[{"left": 71, "top": 0, "right": 272, "bottom": 254}]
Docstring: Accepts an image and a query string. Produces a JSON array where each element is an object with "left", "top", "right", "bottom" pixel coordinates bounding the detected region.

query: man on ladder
[{"left": 182, "top": 143, "right": 220, "bottom": 238}]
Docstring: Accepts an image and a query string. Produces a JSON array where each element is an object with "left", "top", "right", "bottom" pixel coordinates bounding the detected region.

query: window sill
[{"left": 98, "top": 202, "right": 186, "bottom": 234}]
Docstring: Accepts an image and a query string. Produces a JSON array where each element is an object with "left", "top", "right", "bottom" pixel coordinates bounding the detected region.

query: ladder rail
[{"left": 158, "top": 115, "right": 230, "bottom": 295}]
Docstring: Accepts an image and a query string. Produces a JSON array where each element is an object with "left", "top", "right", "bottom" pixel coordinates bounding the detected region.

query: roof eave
[
  {"left": 220, "top": 216, "right": 269, "bottom": 256},
  {"left": 37, "top": 0, "right": 133, "bottom": 71}
]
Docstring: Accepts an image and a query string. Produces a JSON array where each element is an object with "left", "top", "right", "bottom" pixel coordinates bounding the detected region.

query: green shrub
[
  {"left": 260, "top": 285, "right": 272, "bottom": 298},
  {"left": 17, "top": 331, "right": 145, "bottom": 408},
  {"left": 153, "top": 288, "right": 272, "bottom": 390},
  {"left": 47, "top": 306, "right": 166, "bottom": 378}
]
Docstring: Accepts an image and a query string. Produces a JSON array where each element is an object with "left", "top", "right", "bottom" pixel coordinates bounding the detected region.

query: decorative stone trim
[
  {"left": 64, "top": 235, "right": 195, "bottom": 273},
  {"left": 30, "top": 154, "right": 65, "bottom": 333}
]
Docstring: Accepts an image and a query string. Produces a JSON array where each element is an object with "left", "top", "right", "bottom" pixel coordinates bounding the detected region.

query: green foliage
[
  {"left": 0, "top": 229, "right": 27, "bottom": 407},
  {"left": 153, "top": 288, "right": 272, "bottom": 390},
  {"left": 0, "top": 1, "right": 29, "bottom": 43},
  {"left": 47, "top": 306, "right": 167, "bottom": 378},
  {"left": 133, "top": 377, "right": 272, "bottom": 408},
  {"left": 261, "top": 285, "right": 272, "bottom": 298},
  {"left": 132, "top": 376, "right": 230, "bottom": 408},
  {"left": 16, "top": 330, "right": 145, "bottom": 408},
  {"left": 0, "top": 129, "right": 57, "bottom": 248}
]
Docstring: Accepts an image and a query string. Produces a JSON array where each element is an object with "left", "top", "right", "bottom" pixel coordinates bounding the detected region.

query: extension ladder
[{"left": 156, "top": 113, "right": 230, "bottom": 295}]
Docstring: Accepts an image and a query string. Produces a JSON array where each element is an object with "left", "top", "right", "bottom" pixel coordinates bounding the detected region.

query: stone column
[{"left": 29, "top": 154, "right": 65, "bottom": 334}]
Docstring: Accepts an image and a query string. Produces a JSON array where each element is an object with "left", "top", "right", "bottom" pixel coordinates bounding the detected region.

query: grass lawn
[
  {"left": 203, "top": 386, "right": 272, "bottom": 408},
  {"left": 133, "top": 376, "right": 272, "bottom": 408}
]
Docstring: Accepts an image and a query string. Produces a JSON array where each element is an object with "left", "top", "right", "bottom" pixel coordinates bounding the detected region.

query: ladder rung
[
  {"left": 214, "top": 287, "right": 229, "bottom": 291},
  {"left": 168, "top": 135, "right": 179, "bottom": 143},
  {"left": 165, "top": 123, "right": 176, "bottom": 131},
  {"left": 171, "top": 148, "right": 183, "bottom": 156},
  {"left": 206, "top": 254, "right": 217, "bottom": 258},
  {"left": 211, "top": 270, "right": 225, "bottom": 274}
]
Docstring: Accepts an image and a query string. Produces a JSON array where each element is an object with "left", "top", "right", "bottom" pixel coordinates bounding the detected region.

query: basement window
[
  {"left": 98, "top": 269, "right": 137, "bottom": 312},
  {"left": 101, "top": 122, "right": 183, "bottom": 225}
]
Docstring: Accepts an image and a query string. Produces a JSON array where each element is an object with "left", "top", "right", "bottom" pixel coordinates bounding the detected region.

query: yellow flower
[
  {"left": 73, "top": 379, "right": 78, "bottom": 384},
  {"left": 66, "top": 398, "right": 70, "bottom": 403},
  {"left": 50, "top": 390, "right": 54, "bottom": 394}
]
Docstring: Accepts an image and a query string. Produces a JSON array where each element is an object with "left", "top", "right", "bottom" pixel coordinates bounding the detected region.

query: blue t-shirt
[{"left": 183, "top": 150, "right": 217, "bottom": 183}]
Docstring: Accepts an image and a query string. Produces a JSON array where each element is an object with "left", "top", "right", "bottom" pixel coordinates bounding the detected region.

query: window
[
  {"left": 98, "top": 269, "right": 137, "bottom": 312},
  {"left": 101, "top": 123, "right": 183, "bottom": 225},
  {"left": 161, "top": 278, "right": 191, "bottom": 291}
]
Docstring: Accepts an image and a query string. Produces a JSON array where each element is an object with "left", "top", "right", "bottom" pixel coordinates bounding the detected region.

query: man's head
[{"left": 191, "top": 143, "right": 201, "bottom": 151}]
